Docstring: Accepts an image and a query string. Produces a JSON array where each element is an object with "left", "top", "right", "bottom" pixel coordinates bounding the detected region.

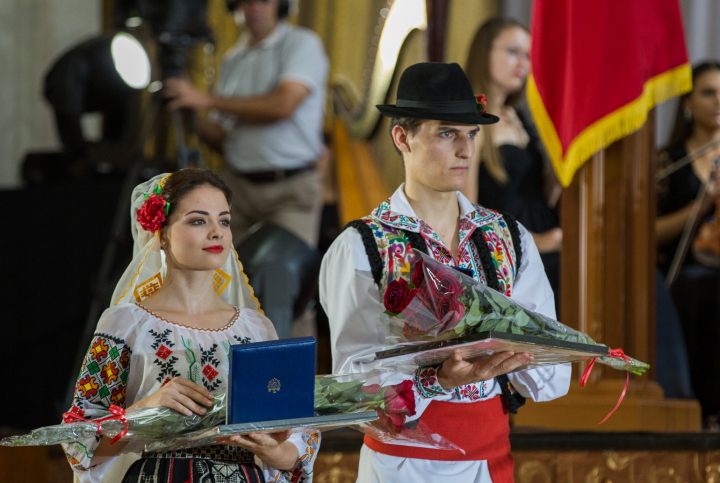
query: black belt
[
  {"left": 236, "top": 164, "right": 315, "bottom": 183},
  {"left": 144, "top": 444, "right": 255, "bottom": 464}
]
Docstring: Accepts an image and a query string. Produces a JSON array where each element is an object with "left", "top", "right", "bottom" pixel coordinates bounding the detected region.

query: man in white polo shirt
[{"left": 164, "top": 0, "right": 329, "bottom": 246}]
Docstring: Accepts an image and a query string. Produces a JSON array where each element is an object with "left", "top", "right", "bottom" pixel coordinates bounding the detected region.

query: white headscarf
[{"left": 110, "top": 173, "right": 262, "bottom": 311}]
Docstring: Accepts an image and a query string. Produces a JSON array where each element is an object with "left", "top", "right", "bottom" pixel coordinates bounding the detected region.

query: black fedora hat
[{"left": 377, "top": 62, "right": 499, "bottom": 125}]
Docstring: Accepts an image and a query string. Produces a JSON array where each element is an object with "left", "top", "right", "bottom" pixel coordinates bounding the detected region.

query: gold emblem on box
[{"left": 268, "top": 378, "right": 281, "bottom": 393}]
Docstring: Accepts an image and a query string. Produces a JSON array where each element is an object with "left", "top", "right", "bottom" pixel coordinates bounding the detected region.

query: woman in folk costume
[
  {"left": 62, "top": 169, "right": 319, "bottom": 483},
  {"left": 319, "top": 63, "right": 571, "bottom": 483}
]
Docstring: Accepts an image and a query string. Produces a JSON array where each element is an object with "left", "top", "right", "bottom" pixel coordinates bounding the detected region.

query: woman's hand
[
  {"left": 128, "top": 377, "right": 214, "bottom": 416},
  {"left": 699, "top": 174, "right": 720, "bottom": 214},
  {"left": 437, "top": 350, "right": 534, "bottom": 390},
  {"left": 217, "top": 431, "right": 299, "bottom": 470},
  {"left": 532, "top": 228, "right": 563, "bottom": 254}
]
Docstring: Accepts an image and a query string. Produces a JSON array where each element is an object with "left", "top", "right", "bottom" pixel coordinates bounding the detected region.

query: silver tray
[{"left": 145, "top": 412, "right": 379, "bottom": 453}]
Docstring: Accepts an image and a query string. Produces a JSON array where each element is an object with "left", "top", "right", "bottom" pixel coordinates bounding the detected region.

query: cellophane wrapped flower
[
  {"left": 381, "top": 251, "right": 649, "bottom": 375},
  {"left": 2, "top": 375, "right": 458, "bottom": 451},
  {"left": 0, "top": 393, "right": 227, "bottom": 447},
  {"left": 314, "top": 371, "right": 459, "bottom": 450}
]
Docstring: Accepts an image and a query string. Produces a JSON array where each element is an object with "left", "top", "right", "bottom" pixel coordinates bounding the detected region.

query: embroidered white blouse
[
  {"left": 62, "top": 303, "right": 319, "bottom": 483},
  {"left": 319, "top": 185, "right": 571, "bottom": 482}
]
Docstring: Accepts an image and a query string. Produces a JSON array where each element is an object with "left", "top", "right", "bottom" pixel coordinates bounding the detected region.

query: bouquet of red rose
[
  {"left": 0, "top": 393, "right": 227, "bottom": 447},
  {"left": 314, "top": 371, "right": 458, "bottom": 450},
  {"left": 380, "top": 251, "right": 649, "bottom": 375}
]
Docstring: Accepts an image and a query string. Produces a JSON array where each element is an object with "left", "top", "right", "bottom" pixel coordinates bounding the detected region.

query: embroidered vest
[{"left": 346, "top": 208, "right": 526, "bottom": 413}]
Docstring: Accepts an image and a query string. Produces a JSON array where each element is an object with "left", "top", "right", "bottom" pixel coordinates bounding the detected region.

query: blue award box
[{"left": 227, "top": 336, "right": 316, "bottom": 424}]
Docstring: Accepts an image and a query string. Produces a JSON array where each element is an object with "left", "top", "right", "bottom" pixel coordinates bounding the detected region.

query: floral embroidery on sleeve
[
  {"left": 414, "top": 366, "right": 451, "bottom": 398},
  {"left": 271, "top": 429, "right": 321, "bottom": 483},
  {"left": 63, "top": 333, "right": 131, "bottom": 474},
  {"left": 455, "top": 381, "right": 487, "bottom": 401}
]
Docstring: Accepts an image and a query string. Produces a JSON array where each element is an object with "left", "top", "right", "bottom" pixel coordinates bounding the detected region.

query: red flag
[{"left": 527, "top": 0, "right": 691, "bottom": 187}]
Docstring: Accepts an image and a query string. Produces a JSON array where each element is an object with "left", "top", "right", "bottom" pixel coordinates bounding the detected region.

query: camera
[{"left": 114, "top": 0, "right": 213, "bottom": 78}]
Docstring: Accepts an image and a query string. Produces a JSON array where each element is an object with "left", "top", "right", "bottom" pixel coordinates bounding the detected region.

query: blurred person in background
[
  {"left": 164, "top": 0, "right": 329, "bottom": 248},
  {"left": 657, "top": 61, "right": 720, "bottom": 425},
  {"left": 464, "top": 18, "right": 562, "bottom": 313}
]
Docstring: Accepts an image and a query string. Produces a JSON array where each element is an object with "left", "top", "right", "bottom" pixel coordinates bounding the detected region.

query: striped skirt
[{"left": 122, "top": 445, "right": 264, "bottom": 483}]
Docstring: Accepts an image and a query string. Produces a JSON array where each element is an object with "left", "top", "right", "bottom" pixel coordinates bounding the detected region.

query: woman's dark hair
[
  {"left": 465, "top": 17, "right": 529, "bottom": 184},
  {"left": 668, "top": 61, "right": 720, "bottom": 148},
  {"left": 160, "top": 168, "right": 232, "bottom": 225}
]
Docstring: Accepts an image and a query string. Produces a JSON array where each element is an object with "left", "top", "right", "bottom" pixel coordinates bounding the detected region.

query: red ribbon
[
  {"left": 62, "top": 405, "right": 128, "bottom": 445},
  {"left": 580, "top": 348, "right": 631, "bottom": 425}
]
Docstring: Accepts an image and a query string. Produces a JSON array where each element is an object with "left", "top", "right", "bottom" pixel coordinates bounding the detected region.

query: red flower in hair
[
  {"left": 137, "top": 193, "right": 168, "bottom": 233},
  {"left": 475, "top": 94, "right": 488, "bottom": 114}
]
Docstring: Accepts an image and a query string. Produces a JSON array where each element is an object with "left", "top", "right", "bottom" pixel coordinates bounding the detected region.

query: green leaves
[{"left": 313, "top": 376, "right": 385, "bottom": 415}]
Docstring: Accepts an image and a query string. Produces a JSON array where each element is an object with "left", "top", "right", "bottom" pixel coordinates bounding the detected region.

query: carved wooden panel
[
  {"left": 312, "top": 449, "right": 720, "bottom": 483},
  {"left": 514, "top": 450, "right": 720, "bottom": 483}
]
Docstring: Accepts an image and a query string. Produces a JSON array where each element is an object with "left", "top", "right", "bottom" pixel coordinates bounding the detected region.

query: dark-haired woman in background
[
  {"left": 657, "top": 62, "right": 720, "bottom": 424},
  {"left": 464, "top": 18, "right": 562, "bottom": 313}
]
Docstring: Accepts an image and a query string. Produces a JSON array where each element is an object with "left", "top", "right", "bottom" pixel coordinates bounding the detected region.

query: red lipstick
[{"left": 203, "top": 245, "right": 224, "bottom": 253}]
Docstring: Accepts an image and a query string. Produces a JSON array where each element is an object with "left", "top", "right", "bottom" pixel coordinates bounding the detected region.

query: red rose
[
  {"left": 384, "top": 380, "right": 415, "bottom": 417},
  {"left": 381, "top": 380, "right": 416, "bottom": 433},
  {"left": 428, "top": 269, "right": 464, "bottom": 298},
  {"left": 384, "top": 279, "right": 417, "bottom": 314},
  {"left": 435, "top": 295, "right": 466, "bottom": 332},
  {"left": 375, "top": 411, "right": 402, "bottom": 434},
  {"left": 361, "top": 384, "right": 382, "bottom": 395},
  {"left": 137, "top": 193, "right": 167, "bottom": 233},
  {"left": 412, "top": 259, "right": 425, "bottom": 287},
  {"left": 475, "top": 94, "right": 488, "bottom": 114},
  {"left": 401, "top": 304, "right": 441, "bottom": 340},
  {"left": 412, "top": 267, "right": 466, "bottom": 335}
]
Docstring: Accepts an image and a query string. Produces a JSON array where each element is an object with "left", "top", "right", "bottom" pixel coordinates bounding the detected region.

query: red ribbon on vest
[
  {"left": 580, "top": 348, "right": 631, "bottom": 424},
  {"left": 62, "top": 405, "right": 128, "bottom": 445}
]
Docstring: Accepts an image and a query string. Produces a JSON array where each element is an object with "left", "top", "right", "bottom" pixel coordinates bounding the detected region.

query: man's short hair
[
  {"left": 233, "top": 0, "right": 290, "bottom": 19},
  {"left": 389, "top": 117, "right": 425, "bottom": 158}
]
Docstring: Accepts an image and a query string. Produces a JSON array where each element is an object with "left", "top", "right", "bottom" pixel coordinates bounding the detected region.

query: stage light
[
  {"left": 111, "top": 32, "right": 151, "bottom": 89},
  {"left": 42, "top": 31, "right": 151, "bottom": 165}
]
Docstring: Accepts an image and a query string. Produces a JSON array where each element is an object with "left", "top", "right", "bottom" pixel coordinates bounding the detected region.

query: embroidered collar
[{"left": 370, "top": 183, "right": 500, "bottom": 235}]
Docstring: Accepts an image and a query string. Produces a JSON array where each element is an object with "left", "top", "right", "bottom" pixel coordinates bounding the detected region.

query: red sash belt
[{"left": 364, "top": 396, "right": 514, "bottom": 483}]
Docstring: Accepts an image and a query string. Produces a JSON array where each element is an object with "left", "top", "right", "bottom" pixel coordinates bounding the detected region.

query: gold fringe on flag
[{"left": 527, "top": 63, "right": 692, "bottom": 187}]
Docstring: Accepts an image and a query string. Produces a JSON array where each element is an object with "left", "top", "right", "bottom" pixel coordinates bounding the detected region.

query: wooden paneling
[
  {"left": 560, "top": 120, "right": 654, "bottom": 379},
  {"left": 523, "top": 114, "right": 700, "bottom": 431},
  {"left": 0, "top": 447, "right": 50, "bottom": 482}
]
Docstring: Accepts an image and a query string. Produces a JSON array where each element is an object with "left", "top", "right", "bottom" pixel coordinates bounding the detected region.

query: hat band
[{"left": 395, "top": 99, "right": 477, "bottom": 114}]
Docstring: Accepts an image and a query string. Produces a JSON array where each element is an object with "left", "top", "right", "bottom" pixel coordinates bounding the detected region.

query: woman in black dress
[
  {"left": 464, "top": 18, "right": 562, "bottom": 311},
  {"left": 657, "top": 61, "right": 720, "bottom": 422}
]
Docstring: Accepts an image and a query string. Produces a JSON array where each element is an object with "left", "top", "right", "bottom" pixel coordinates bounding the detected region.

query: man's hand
[
  {"left": 164, "top": 78, "right": 213, "bottom": 111},
  {"left": 436, "top": 351, "right": 534, "bottom": 390}
]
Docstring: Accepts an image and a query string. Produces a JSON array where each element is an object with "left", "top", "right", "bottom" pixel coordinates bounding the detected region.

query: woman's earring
[{"left": 684, "top": 107, "right": 692, "bottom": 123}]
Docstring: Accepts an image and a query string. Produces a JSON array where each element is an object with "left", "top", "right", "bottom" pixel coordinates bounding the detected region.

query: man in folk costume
[{"left": 319, "top": 63, "right": 571, "bottom": 483}]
